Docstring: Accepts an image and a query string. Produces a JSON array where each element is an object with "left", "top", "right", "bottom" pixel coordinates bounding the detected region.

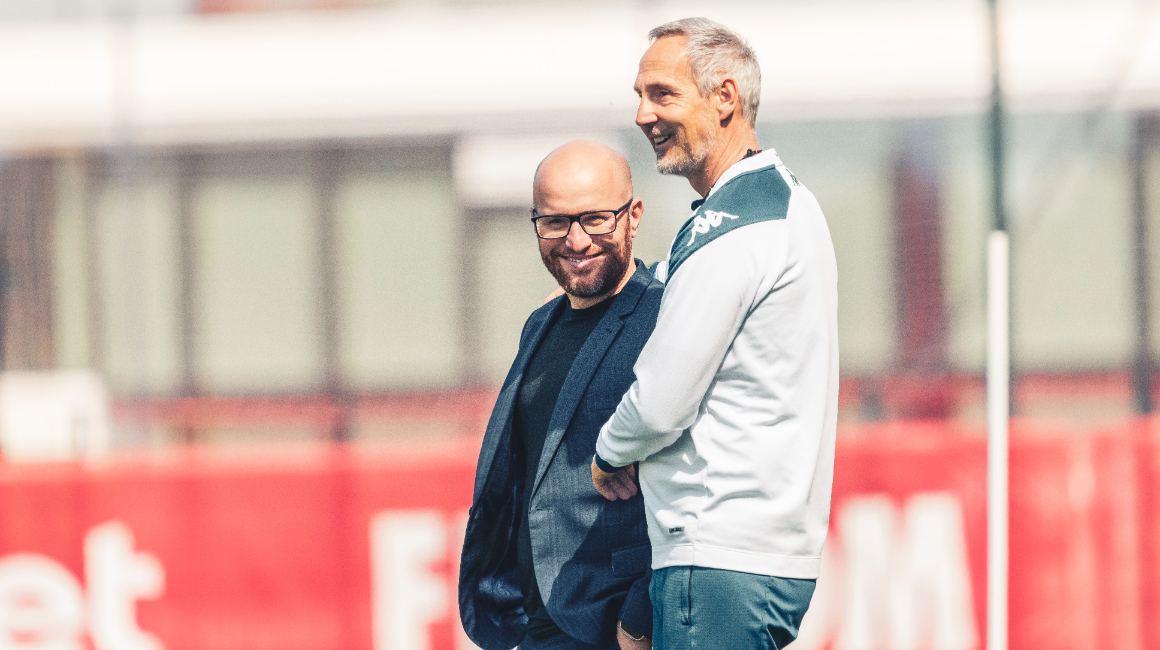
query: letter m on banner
[{"left": 795, "top": 492, "right": 979, "bottom": 650}]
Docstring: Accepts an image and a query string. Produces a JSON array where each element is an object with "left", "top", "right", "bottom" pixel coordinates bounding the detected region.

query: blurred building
[{"left": 1, "top": 0, "right": 1160, "bottom": 447}]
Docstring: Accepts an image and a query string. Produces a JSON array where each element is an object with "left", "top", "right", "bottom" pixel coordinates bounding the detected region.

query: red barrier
[{"left": 0, "top": 422, "right": 1156, "bottom": 650}]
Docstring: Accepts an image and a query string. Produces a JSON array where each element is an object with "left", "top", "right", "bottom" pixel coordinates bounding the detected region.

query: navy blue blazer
[{"left": 459, "top": 262, "right": 662, "bottom": 650}]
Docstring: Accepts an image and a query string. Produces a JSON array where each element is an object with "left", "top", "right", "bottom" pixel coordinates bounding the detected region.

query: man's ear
[
  {"left": 715, "top": 77, "right": 740, "bottom": 124},
  {"left": 627, "top": 198, "right": 643, "bottom": 239}
]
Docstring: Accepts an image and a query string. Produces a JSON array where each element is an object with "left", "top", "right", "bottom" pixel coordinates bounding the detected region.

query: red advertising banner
[{"left": 0, "top": 422, "right": 1156, "bottom": 650}]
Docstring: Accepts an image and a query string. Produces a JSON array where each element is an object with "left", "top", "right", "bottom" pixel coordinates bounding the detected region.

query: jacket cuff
[
  {"left": 618, "top": 569, "right": 652, "bottom": 639},
  {"left": 594, "top": 452, "right": 625, "bottom": 474}
]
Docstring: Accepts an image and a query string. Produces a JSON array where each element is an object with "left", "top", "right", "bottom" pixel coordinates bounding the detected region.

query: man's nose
[
  {"left": 565, "top": 220, "right": 592, "bottom": 250},
  {"left": 635, "top": 98, "right": 657, "bottom": 128}
]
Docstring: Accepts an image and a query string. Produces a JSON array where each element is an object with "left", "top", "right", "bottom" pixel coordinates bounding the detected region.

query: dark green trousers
[{"left": 650, "top": 566, "right": 816, "bottom": 650}]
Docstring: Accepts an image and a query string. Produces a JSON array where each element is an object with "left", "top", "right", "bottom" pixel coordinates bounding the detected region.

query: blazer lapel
[
  {"left": 473, "top": 299, "right": 564, "bottom": 496},
  {"left": 529, "top": 263, "right": 652, "bottom": 499}
]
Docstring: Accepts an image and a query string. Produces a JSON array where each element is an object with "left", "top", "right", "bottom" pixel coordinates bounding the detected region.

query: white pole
[{"left": 986, "top": 230, "right": 1009, "bottom": 650}]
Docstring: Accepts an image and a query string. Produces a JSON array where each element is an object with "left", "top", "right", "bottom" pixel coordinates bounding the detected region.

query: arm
[
  {"left": 617, "top": 568, "right": 652, "bottom": 650},
  {"left": 594, "top": 228, "right": 767, "bottom": 471}
]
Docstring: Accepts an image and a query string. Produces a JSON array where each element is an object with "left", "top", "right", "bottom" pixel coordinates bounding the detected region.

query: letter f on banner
[{"left": 371, "top": 511, "right": 449, "bottom": 650}]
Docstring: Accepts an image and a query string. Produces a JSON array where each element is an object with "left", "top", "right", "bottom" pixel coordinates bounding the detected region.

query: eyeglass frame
[{"left": 529, "top": 199, "right": 634, "bottom": 240}]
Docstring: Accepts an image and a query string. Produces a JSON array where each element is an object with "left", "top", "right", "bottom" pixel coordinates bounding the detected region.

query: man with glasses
[{"left": 460, "top": 140, "right": 661, "bottom": 650}]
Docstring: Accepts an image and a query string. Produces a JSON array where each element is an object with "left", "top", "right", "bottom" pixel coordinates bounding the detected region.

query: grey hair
[{"left": 648, "top": 18, "right": 761, "bottom": 126}]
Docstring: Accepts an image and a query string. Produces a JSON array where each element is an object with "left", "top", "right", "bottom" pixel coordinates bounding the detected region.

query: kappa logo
[{"left": 686, "top": 210, "right": 739, "bottom": 246}]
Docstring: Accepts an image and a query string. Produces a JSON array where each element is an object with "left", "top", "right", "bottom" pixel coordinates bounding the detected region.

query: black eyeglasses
[{"left": 530, "top": 199, "right": 633, "bottom": 240}]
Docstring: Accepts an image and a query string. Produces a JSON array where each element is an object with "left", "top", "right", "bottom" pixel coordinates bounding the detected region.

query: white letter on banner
[
  {"left": 84, "top": 521, "right": 165, "bottom": 650},
  {"left": 0, "top": 554, "right": 86, "bottom": 650},
  {"left": 448, "top": 511, "right": 482, "bottom": 650},
  {"left": 890, "top": 494, "right": 978, "bottom": 650},
  {"left": 370, "top": 511, "right": 448, "bottom": 650},
  {"left": 834, "top": 493, "right": 977, "bottom": 650},
  {"left": 836, "top": 496, "right": 894, "bottom": 650}
]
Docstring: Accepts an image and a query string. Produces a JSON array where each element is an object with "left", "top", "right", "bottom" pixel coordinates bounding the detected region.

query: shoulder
[
  {"left": 624, "top": 279, "right": 664, "bottom": 320},
  {"left": 616, "top": 278, "right": 663, "bottom": 337},
  {"left": 666, "top": 164, "right": 794, "bottom": 279},
  {"left": 641, "top": 276, "right": 664, "bottom": 310},
  {"left": 708, "top": 163, "right": 794, "bottom": 221},
  {"left": 619, "top": 262, "right": 664, "bottom": 313}
]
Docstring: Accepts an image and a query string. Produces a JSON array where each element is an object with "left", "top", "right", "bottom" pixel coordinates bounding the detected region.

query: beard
[
  {"left": 652, "top": 111, "right": 718, "bottom": 177},
  {"left": 542, "top": 235, "right": 633, "bottom": 300}
]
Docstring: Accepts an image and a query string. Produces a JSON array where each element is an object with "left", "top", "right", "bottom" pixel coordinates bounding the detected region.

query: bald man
[{"left": 459, "top": 141, "right": 662, "bottom": 650}]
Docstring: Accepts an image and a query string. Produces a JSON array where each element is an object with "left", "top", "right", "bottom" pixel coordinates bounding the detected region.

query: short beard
[
  {"left": 544, "top": 238, "right": 633, "bottom": 301},
  {"left": 655, "top": 113, "right": 718, "bottom": 177}
]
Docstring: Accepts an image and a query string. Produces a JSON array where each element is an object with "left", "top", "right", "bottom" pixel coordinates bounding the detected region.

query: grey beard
[
  {"left": 656, "top": 152, "right": 696, "bottom": 176},
  {"left": 655, "top": 131, "right": 716, "bottom": 177}
]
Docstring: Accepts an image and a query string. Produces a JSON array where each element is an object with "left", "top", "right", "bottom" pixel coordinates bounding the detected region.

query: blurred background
[
  {"left": 0, "top": 0, "right": 1159, "bottom": 649},
  {"left": 3, "top": 0, "right": 1160, "bottom": 448}
]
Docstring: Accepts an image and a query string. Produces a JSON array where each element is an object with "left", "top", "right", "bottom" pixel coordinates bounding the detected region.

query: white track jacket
[{"left": 594, "top": 150, "right": 839, "bottom": 579}]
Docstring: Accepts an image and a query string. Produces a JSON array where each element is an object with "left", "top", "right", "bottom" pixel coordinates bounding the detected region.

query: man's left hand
[
  {"left": 592, "top": 457, "right": 638, "bottom": 500},
  {"left": 617, "top": 621, "right": 651, "bottom": 650}
]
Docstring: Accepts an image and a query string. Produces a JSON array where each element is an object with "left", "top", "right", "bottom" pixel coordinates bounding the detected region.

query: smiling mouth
[
  {"left": 561, "top": 253, "right": 601, "bottom": 269},
  {"left": 651, "top": 134, "right": 672, "bottom": 147}
]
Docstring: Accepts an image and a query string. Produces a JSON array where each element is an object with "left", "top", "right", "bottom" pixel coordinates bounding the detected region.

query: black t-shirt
[{"left": 513, "top": 297, "right": 614, "bottom": 640}]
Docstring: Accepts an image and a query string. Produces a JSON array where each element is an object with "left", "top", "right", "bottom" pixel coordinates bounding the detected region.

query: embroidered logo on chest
[{"left": 686, "top": 209, "right": 740, "bottom": 246}]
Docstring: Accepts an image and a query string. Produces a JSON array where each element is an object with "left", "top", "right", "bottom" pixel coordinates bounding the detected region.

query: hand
[
  {"left": 617, "top": 621, "right": 651, "bottom": 650},
  {"left": 592, "top": 457, "right": 638, "bottom": 500},
  {"left": 543, "top": 286, "right": 565, "bottom": 304}
]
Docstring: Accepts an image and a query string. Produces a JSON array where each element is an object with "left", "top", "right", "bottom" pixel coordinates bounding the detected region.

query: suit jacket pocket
[
  {"left": 611, "top": 542, "right": 651, "bottom": 578},
  {"left": 583, "top": 395, "right": 625, "bottom": 424},
  {"left": 582, "top": 379, "right": 632, "bottom": 415}
]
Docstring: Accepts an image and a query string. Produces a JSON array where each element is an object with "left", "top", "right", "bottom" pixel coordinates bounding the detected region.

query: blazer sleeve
[{"left": 617, "top": 567, "right": 652, "bottom": 638}]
